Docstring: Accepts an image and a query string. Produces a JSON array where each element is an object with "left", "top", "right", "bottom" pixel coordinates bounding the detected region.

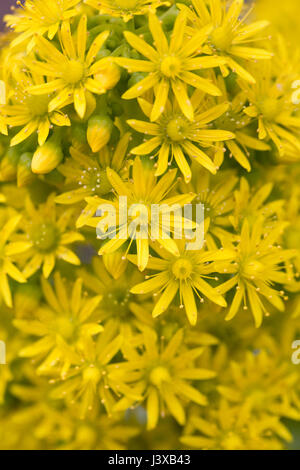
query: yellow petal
[
  {"left": 146, "top": 388, "right": 159, "bottom": 431},
  {"left": 152, "top": 281, "right": 178, "bottom": 317},
  {"left": 42, "top": 253, "right": 56, "bottom": 278},
  {"left": 181, "top": 283, "right": 197, "bottom": 326}
]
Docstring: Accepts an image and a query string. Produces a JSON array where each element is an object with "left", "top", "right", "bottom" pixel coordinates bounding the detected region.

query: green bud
[
  {"left": 0, "top": 147, "right": 20, "bottom": 181},
  {"left": 17, "top": 153, "right": 35, "bottom": 187},
  {"left": 128, "top": 73, "right": 146, "bottom": 89}
]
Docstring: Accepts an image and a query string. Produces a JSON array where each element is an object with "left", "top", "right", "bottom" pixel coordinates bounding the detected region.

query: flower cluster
[{"left": 0, "top": 0, "right": 300, "bottom": 450}]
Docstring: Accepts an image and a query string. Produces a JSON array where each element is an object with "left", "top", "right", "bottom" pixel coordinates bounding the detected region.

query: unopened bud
[
  {"left": 94, "top": 59, "right": 121, "bottom": 91},
  {"left": 31, "top": 136, "right": 63, "bottom": 174},
  {"left": 87, "top": 115, "right": 113, "bottom": 153}
]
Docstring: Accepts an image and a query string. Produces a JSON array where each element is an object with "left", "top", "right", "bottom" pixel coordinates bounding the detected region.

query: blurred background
[{"left": 0, "top": 0, "right": 15, "bottom": 29}]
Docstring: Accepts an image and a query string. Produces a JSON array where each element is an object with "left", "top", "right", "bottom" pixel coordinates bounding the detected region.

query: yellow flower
[
  {"left": 242, "top": 61, "right": 300, "bottom": 156},
  {"left": 5, "top": 0, "right": 81, "bottom": 50},
  {"left": 284, "top": 188, "right": 300, "bottom": 276},
  {"left": 181, "top": 0, "right": 272, "bottom": 83},
  {"left": 26, "top": 15, "right": 110, "bottom": 119},
  {"left": 85, "top": 0, "right": 169, "bottom": 22},
  {"left": 14, "top": 272, "right": 103, "bottom": 377},
  {"left": 211, "top": 74, "right": 271, "bottom": 171},
  {"left": 59, "top": 410, "right": 139, "bottom": 450},
  {"left": 0, "top": 386, "right": 71, "bottom": 450},
  {"left": 56, "top": 132, "right": 131, "bottom": 209},
  {"left": 50, "top": 325, "right": 140, "bottom": 418},
  {"left": 115, "top": 11, "right": 224, "bottom": 121},
  {"left": 180, "top": 166, "right": 238, "bottom": 250},
  {"left": 219, "top": 217, "right": 296, "bottom": 327},
  {"left": 128, "top": 91, "right": 234, "bottom": 182},
  {"left": 113, "top": 328, "right": 216, "bottom": 429},
  {"left": 78, "top": 256, "right": 155, "bottom": 337},
  {"left": 19, "top": 194, "right": 84, "bottom": 279},
  {"left": 0, "top": 0, "right": 300, "bottom": 452},
  {"left": 85, "top": 157, "right": 196, "bottom": 271},
  {"left": 229, "top": 177, "right": 284, "bottom": 232},
  {"left": 181, "top": 399, "right": 288, "bottom": 450},
  {"left": 1, "top": 69, "right": 71, "bottom": 147},
  {"left": 129, "top": 240, "right": 234, "bottom": 325},
  {"left": 0, "top": 214, "right": 30, "bottom": 307},
  {"left": 218, "top": 350, "right": 300, "bottom": 423}
]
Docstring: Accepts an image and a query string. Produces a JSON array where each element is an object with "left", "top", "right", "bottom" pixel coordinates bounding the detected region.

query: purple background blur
[{"left": 0, "top": 0, "right": 15, "bottom": 28}]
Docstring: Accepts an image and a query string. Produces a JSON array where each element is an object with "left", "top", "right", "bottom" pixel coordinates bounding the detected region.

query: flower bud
[
  {"left": 0, "top": 147, "right": 19, "bottom": 181},
  {"left": 31, "top": 136, "right": 63, "bottom": 174},
  {"left": 94, "top": 59, "right": 121, "bottom": 92},
  {"left": 87, "top": 115, "right": 113, "bottom": 153},
  {"left": 17, "top": 153, "right": 35, "bottom": 187}
]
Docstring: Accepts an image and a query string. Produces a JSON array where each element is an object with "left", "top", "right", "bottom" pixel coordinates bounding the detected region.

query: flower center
[
  {"left": 258, "top": 97, "right": 280, "bottom": 121},
  {"left": 64, "top": 60, "right": 85, "bottom": 84},
  {"left": 172, "top": 258, "right": 193, "bottom": 280},
  {"left": 84, "top": 168, "right": 112, "bottom": 197},
  {"left": 31, "top": 223, "right": 60, "bottom": 252},
  {"left": 56, "top": 317, "right": 76, "bottom": 340},
  {"left": 211, "top": 26, "right": 234, "bottom": 51},
  {"left": 102, "top": 284, "right": 131, "bottom": 318},
  {"left": 160, "top": 56, "right": 181, "bottom": 78},
  {"left": 150, "top": 366, "right": 171, "bottom": 387},
  {"left": 114, "top": 0, "right": 139, "bottom": 9},
  {"left": 248, "top": 388, "right": 265, "bottom": 407},
  {"left": 83, "top": 365, "right": 102, "bottom": 383},
  {"left": 242, "top": 259, "right": 264, "bottom": 278},
  {"left": 27, "top": 94, "right": 51, "bottom": 117},
  {"left": 221, "top": 432, "right": 243, "bottom": 450},
  {"left": 166, "top": 117, "right": 188, "bottom": 142}
]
